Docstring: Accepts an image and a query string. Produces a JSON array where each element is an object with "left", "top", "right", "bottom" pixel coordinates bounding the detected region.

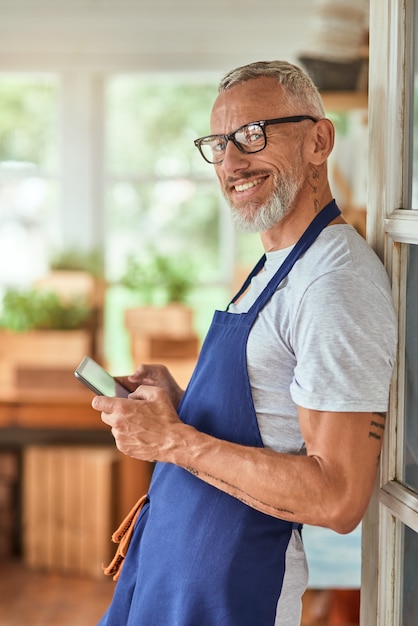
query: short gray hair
[{"left": 219, "top": 60, "right": 325, "bottom": 119}]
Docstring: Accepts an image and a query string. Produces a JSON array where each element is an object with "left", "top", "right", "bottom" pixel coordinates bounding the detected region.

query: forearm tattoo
[{"left": 185, "top": 466, "right": 295, "bottom": 517}]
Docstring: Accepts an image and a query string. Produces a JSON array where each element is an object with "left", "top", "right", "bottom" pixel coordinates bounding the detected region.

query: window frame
[{"left": 363, "top": 1, "right": 418, "bottom": 624}]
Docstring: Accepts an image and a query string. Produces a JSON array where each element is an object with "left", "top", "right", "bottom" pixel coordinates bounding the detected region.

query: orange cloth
[{"left": 103, "top": 494, "right": 148, "bottom": 581}]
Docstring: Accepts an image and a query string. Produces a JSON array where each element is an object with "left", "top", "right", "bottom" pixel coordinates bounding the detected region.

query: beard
[{"left": 226, "top": 169, "right": 304, "bottom": 233}]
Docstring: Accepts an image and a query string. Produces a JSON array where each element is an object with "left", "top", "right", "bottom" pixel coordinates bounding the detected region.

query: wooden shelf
[{"left": 321, "top": 91, "right": 368, "bottom": 112}]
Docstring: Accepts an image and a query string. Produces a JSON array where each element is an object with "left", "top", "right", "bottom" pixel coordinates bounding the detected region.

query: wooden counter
[
  {"left": 0, "top": 386, "right": 104, "bottom": 430},
  {"left": 0, "top": 382, "right": 153, "bottom": 525}
]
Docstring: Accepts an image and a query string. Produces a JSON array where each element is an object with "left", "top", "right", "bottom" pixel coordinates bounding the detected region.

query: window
[
  {"left": 0, "top": 72, "right": 259, "bottom": 370},
  {"left": 104, "top": 75, "right": 247, "bottom": 368},
  {"left": 105, "top": 75, "right": 221, "bottom": 283}
]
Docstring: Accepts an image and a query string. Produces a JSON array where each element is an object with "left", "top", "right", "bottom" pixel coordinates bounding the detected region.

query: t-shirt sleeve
[{"left": 289, "top": 269, "right": 397, "bottom": 412}]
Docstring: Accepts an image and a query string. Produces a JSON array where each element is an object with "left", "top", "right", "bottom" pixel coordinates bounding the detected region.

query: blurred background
[
  {"left": 0, "top": 0, "right": 369, "bottom": 371},
  {"left": 0, "top": 1, "right": 370, "bottom": 624}
]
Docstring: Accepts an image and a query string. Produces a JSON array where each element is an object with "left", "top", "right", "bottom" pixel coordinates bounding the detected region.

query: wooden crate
[
  {"left": 15, "top": 365, "right": 84, "bottom": 391},
  {"left": 125, "top": 306, "right": 199, "bottom": 389},
  {"left": 125, "top": 304, "right": 194, "bottom": 338},
  {"left": 0, "top": 329, "right": 92, "bottom": 388},
  {"left": 22, "top": 445, "right": 118, "bottom": 578},
  {"left": 130, "top": 334, "right": 199, "bottom": 361}
]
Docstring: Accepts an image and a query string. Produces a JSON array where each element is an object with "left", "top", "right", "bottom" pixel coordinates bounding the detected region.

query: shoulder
[{"left": 287, "top": 224, "right": 393, "bottom": 304}]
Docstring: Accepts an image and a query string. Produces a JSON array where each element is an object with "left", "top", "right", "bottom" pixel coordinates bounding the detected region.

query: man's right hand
[{"left": 116, "top": 363, "right": 184, "bottom": 409}]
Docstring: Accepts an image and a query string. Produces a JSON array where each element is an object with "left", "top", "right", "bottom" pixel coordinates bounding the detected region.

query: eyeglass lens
[{"left": 199, "top": 123, "right": 265, "bottom": 163}]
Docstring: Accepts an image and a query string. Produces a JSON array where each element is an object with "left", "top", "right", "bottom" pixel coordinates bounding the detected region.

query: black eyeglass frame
[{"left": 194, "top": 115, "right": 318, "bottom": 164}]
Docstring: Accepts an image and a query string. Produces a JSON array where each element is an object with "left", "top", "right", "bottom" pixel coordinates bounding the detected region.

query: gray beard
[{"left": 227, "top": 177, "right": 301, "bottom": 233}]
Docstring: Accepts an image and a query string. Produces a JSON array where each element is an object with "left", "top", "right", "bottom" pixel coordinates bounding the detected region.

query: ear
[{"left": 306, "top": 118, "right": 334, "bottom": 165}]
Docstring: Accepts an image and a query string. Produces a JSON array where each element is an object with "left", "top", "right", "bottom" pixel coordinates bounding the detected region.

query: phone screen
[{"left": 74, "top": 356, "right": 130, "bottom": 397}]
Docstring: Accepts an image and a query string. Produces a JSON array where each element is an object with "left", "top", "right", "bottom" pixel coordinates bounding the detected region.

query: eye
[
  {"left": 238, "top": 124, "right": 264, "bottom": 147},
  {"left": 211, "top": 138, "right": 226, "bottom": 153}
]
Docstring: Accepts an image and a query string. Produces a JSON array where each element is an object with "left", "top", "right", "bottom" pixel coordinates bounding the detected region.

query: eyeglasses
[{"left": 194, "top": 115, "right": 318, "bottom": 164}]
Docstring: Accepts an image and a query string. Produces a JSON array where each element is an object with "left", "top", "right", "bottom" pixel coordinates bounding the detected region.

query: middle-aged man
[{"left": 92, "top": 60, "right": 397, "bottom": 626}]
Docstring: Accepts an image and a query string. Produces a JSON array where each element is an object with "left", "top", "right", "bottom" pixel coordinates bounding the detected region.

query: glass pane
[
  {"left": 104, "top": 75, "right": 231, "bottom": 370},
  {"left": 0, "top": 173, "right": 59, "bottom": 286},
  {"left": 404, "top": 244, "right": 418, "bottom": 491},
  {"left": 105, "top": 75, "right": 224, "bottom": 287},
  {"left": 105, "top": 180, "right": 221, "bottom": 285},
  {"left": 0, "top": 74, "right": 60, "bottom": 288},
  {"left": 401, "top": 523, "right": 418, "bottom": 625},
  {"left": 106, "top": 76, "right": 218, "bottom": 178},
  {"left": 0, "top": 74, "right": 58, "bottom": 169}
]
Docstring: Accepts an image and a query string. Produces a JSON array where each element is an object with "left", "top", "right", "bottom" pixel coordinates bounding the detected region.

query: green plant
[
  {"left": 120, "top": 254, "right": 195, "bottom": 306},
  {"left": 0, "top": 287, "right": 93, "bottom": 332},
  {"left": 49, "top": 247, "right": 103, "bottom": 276}
]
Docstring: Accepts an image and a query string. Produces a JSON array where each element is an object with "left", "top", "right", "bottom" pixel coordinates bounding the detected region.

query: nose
[{"left": 219, "top": 140, "right": 250, "bottom": 173}]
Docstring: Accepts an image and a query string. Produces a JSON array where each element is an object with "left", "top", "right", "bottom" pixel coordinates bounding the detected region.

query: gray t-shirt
[{"left": 228, "top": 223, "right": 397, "bottom": 625}]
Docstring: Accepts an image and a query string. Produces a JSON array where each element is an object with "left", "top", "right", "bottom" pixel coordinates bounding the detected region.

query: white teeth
[{"left": 234, "top": 179, "right": 262, "bottom": 192}]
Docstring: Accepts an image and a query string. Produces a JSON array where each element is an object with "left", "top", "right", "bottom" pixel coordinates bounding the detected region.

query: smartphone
[{"left": 74, "top": 356, "right": 130, "bottom": 398}]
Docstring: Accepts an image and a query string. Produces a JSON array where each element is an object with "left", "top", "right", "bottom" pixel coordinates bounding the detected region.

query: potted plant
[
  {"left": 49, "top": 247, "right": 103, "bottom": 276},
  {"left": 37, "top": 247, "right": 106, "bottom": 361},
  {"left": 120, "top": 253, "right": 194, "bottom": 305},
  {"left": 120, "top": 252, "right": 196, "bottom": 335},
  {"left": 119, "top": 253, "right": 199, "bottom": 383},
  {"left": 0, "top": 286, "right": 94, "bottom": 388},
  {"left": 0, "top": 287, "right": 93, "bottom": 332}
]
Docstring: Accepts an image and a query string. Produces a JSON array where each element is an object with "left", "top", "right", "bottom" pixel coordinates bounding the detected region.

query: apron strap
[
  {"left": 229, "top": 255, "right": 267, "bottom": 306},
  {"left": 239, "top": 200, "right": 341, "bottom": 319}
]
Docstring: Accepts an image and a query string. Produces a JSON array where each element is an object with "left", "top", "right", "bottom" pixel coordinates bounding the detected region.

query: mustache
[{"left": 225, "top": 170, "right": 271, "bottom": 186}]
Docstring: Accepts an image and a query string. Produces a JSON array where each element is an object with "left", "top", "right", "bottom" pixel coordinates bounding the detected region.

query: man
[{"left": 92, "top": 61, "right": 397, "bottom": 626}]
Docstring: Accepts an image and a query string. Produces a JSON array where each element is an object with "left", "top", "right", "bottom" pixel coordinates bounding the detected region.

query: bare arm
[
  {"left": 92, "top": 386, "right": 385, "bottom": 534},
  {"left": 178, "top": 406, "right": 385, "bottom": 534}
]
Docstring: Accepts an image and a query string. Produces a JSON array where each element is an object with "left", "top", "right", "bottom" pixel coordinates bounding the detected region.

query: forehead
[{"left": 210, "top": 77, "right": 290, "bottom": 134}]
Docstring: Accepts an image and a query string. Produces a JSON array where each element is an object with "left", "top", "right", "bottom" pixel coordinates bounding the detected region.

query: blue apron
[{"left": 99, "top": 200, "right": 341, "bottom": 626}]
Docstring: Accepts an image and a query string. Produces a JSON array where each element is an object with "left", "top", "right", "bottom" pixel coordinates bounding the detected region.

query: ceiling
[{"left": 0, "top": 0, "right": 314, "bottom": 73}]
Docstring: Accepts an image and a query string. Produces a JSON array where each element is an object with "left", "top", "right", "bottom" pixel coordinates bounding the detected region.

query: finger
[
  {"left": 129, "top": 363, "right": 168, "bottom": 385},
  {"left": 128, "top": 384, "right": 160, "bottom": 401},
  {"left": 129, "top": 363, "right": 149, "bottom": 380},
  {"left": 114, "top": 375, "right": 137, "bottom": 392},
  {"left": 101, "top": 411, "right": 114, "bottom": 427},
  {"left": 91, "top": 394, "right": 119, "bottom": 412}
]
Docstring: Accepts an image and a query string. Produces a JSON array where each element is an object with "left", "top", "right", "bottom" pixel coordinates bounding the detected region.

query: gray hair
[{"left": 219, "top": 60, "right": 325, "bottom": 119}]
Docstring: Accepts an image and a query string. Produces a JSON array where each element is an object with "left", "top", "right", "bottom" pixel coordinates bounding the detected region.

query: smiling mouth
[{"left": 233, "top": 177, "right": 266, "bottom": 192}]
